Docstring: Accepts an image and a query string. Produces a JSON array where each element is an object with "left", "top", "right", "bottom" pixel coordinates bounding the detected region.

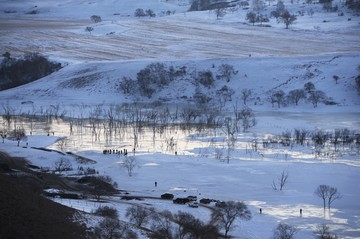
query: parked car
[
  {"left": 199, "top": 198, "right": 211, "bottom": 204},
  {"left": 161, "top": 193, "right": 174, "bottom": 200},
  {"left": 187, "top": 195, "right": 197, "bottom": 201},
  {"left": 173, "top": 197, "right": 190, "bottom": 204},
  {"left": 188, "top": 201, "right": 199, "bottom": 208}
]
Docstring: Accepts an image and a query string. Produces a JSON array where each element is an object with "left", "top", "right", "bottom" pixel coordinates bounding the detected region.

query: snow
[{"left": 0, "top": 0, "right": 360, "bottom": 238}]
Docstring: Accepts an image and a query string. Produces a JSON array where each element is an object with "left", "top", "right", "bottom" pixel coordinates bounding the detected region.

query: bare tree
[
  {"left": 2, "top": 104, "right": 14, "bottom": 127},
  {"left": 246, "top": 11, "right": 257, "bottom": 25},
  {"left": 241, "top": 88, "right": 252, "bottom": 105},
  {"left": 121, "top": 156, "right": 138, "bottom": 177},
  {"left": 94, "top": 218, "right": 137, "bottom": 239},
  {"left": 315, "top": 185, "right": 341, "bottom": 210},
  {"left": 217, "top": 64, "right": 238, "bottom": 82},
  {"left": 125, "top": 205, "right": 153, "bottom": 227},
  {"left": 85, "top": 26, "right": 94, "bottom": 34},
  {"left": 270, "top": 90, "right": 286, "bottom": 108},
  {"left": 215, "top": 6, "right": 227, "bottom": 19},
  {"left": 309, "top": 90, "right": 326, "bottom": 108},
  {"left": 279, "top": 10, "right": 297, "bottom": 29},
  {"left": 211, "top": 201, "right": 251, "bottom": 238},
  {"left": 238, "top": 107, "right": 256, "bottom": 132},
  {"left": 90, "top": 15, "right": 102, "bottom": 23},
  {"left": 327, "top": 186, "right": 342, "bottom": 210},
  {"left": 0, "top": 129, "right": 7, "bottom": 143},
  {"left": 287, "top": 89, "right": 306, "bottom": 105},
  {"left": 54, "top": 158, "right": 72, "bottom": 172},
  {"left": 272, "top": 169, "right": 289, "bottom": 191},
  {"left": 150, "top": 210, "right": 174, "bottom": 239},
  {"left": 314, "top": 224, "right": 339, "bottom": 239},
  {"left": 304, "top": 82, "right": 315, "bottom": 93},
  {"left": 272, "top": 223, "right": 298, "bottom": 239},
  {"left": 315, "top": 185, "right": 329, "bottom": 210},
  {"left": 11, "top": 128, "right": 26, "bottom": 147},
  {"left": 173, "top": 211, "right": 219, "bottom": 239},
  {"left": 119, "top": 76, "right": 136, "bottom": 94}
]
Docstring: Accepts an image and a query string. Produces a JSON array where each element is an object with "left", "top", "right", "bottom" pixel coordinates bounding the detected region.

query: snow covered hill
[{"left": 0, "top": 0, "right": 360, "bottom": 239}]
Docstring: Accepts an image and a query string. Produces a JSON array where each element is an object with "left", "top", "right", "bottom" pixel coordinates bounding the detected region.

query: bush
[
  {"left": 94, "top": 206, "right": 119, "bottom": 219},
  {"left": 197, "top": 70, "right": 214, "bottom": 88}
]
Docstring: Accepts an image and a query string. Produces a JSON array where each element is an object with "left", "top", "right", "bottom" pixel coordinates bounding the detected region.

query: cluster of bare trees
[
  {"left": 269, "top": 82, "right": 329, "bottom": 108},
  {"left": 262, "top": 127, "right": 359, "bottom": 158},
  {"left": 92, "top": 203, "right": 339, "bottom": 239},
  {"left": 124, "top": 200, "right": 251, "bottom": 238},
  {"left": 246, "top": 0, "right": 297, "bottom": 28},
  {"left": 315, "top": 185, "right": 342, "bottom": 210}
]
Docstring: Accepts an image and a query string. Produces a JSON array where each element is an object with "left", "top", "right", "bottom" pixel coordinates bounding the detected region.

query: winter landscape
[{"left": 0, "top": 0, "right": 359, "bottom": 238}]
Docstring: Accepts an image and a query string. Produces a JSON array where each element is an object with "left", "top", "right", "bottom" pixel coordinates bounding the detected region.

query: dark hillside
[
  {"left": 0, "top": 153, "right": 89, "bottom": 239},
  {"left": 0, "top": 52, "right": 61, "bottom": 91}
]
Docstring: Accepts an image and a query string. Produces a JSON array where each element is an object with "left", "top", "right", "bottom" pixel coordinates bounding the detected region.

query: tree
[
  {"left": 272, "top": 169, "right": 289, "bottom": 191},
  {"left": 272, "top": 223, "right": 298, "bottom": 239},
  {"left": 134, "top": 8, "right": 146, "bottom": 17},
  {"left": 314, "top": 224, "right": 339, "bottom": 239},
  {"left": 211, "top": 201, "right": 251, "bottom": 238},
  {"left": 304, "top": 82, "right": 315, "bottom": 93},
  {"left": 217, "top": 64, "right": 237, "bottom": 82},
  {"left": 173, "top": 211, "right": 219, "bottom": 239},
  {"left": 121, "top": 156, "right": 138, "bottom": 177},
  {"left": 287, "top": 89, "right": 306, "bottom": 105},
  {"left": 94, "top": 218, "right": 137, "bottom": 239},
  {"left": 256, "top": 14, "right": 269, "bottom": 25},
  {"left": 315, "top": 185, "right": 341, "bottom": 210},
  {"left": 197, "top": 70, "right": 215, "bottom": 88},
  {"left": 246, "top": 11, "right": 257, "bottom": 25},
  {"left": 125, "top": 205, "right": 152, "bottom": 227},
  {"left": 309, "top": 90, "right": 326, "bottom": 108},
  {"left": 241, "top": 88, "right": 252, "bottom": 105},
  {"left": 146, "top": 9, "right": 156, "bottom": 17},
  {"left": 90, "top": 15, "right": 102, "bottom": 23},
  {"left": 11, "top": 128, "right": 26, "bottom": 147},
  {"left": 0, "top": 129, "right": 7, "bottom": 143},
  {"left": 85, "top": 26, "right": 94, "bottom": 34},
  {"left": 215, "top": 6, "right": 227, "bottom": 19},
  {"left": 279, "top": 10, "right": 297, "bottom": 29},
  {"left": 270, "top": 90, "right": 286, "bottom": 108},
  {"left": 327, "top": 186, "right": 342, "bottom": 210},
  {"left": 119, "top": 76, "right": 137, "bottom": 94},
  {"left": 54, "top": 158, "right": 72, "bottom": 172},
  {"left": 94, "top": 206, "right": 119, "bottom": 220},
  {"left": 333, "top": 75, "right": 340, "bottom": 84},
  {"left": 216, "top": 85, "right": 235, "bottom": 108},
  {"left": 237, "top": 107, "right": 256, "bottom": 132},
  {"left": 150, "top": 210, "right": 174, "bottom": 239}
]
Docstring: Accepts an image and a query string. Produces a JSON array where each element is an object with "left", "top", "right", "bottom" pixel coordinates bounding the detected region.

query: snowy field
[{"left": 0, "top": 0, "right": 360, "bottom": 238}]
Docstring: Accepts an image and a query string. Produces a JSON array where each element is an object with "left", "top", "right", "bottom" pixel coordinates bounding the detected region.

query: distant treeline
[{"left": 0, "top": 52, "right": 61, "bottom": 91}]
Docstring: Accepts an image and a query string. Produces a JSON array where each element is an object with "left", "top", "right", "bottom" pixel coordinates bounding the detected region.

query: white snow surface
[{"left": 0, "top": 0, "right": 360, "bottom": 238}]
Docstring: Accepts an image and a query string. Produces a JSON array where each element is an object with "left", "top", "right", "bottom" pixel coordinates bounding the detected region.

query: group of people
[{"left": 102, "top": 148, "right": 129, "bottom": 156}]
